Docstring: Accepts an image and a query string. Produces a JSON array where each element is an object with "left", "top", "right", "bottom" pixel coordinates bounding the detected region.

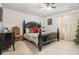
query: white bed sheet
[
  {"left": 24, "top": 32, "right": 54, "bottom": 46},
  {"left": 24, "top": 33, "right": 39, "bottom": 46}
]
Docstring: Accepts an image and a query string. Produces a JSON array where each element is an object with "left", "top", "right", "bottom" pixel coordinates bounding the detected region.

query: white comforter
[
  {"left": 24, "top": 33, "right": 39, "bottom": 46},
  {"left": 24, "top": 32, "right": 54, "bottom": 46}
]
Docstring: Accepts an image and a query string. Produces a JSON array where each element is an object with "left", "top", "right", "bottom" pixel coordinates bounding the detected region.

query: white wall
[
  {"left": 3, "top": 7, "right": 79, "bottom": 36},
  {"left": 42, "top": 16, "right": 59, "bottom": 32},
  {"left": 0, "top": 3, "right": 2, "bottom": 7},
  {"left": 44, "top": 8, "right": 79, "bottom": 32},
  {"left": 42, "top": 8, "right": 79, "bottom": 40},
  {"left": 3, "top": 8, "right": 43, "bottom": 35}
]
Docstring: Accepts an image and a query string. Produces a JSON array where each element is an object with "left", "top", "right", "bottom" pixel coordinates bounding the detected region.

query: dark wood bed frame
[{"left": 23, "top": 20, "right": 59, "bottom": 51}]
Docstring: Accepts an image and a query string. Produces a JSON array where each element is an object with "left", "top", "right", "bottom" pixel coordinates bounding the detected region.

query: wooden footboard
[
  {"left": 38, "top": 28, "right": 42, "bottom": 51},
  {"left": 38, "top": 28, "right": 59, "bottom": 51}
]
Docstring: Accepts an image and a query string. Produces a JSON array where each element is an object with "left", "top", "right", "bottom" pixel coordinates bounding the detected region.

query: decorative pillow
[
  {"left": 33, "top": 27, "right": 39, "bottom": 33},
  {"left": 42, "top": 30, "right": 45, "bottom": 32},
  {"left": 29, "top": 28, "right": 33, "bottom": 33},
  {"left": 42, "top": 28, "right": 45, "bottom": 32},
  {"left": 25, "top": 28, "right": 29, "bottom": 33}
]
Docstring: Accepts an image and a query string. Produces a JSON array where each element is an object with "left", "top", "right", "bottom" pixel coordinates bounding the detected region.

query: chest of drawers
[{"left": 0, "top": 32, "right": 15, "bottom": 55}]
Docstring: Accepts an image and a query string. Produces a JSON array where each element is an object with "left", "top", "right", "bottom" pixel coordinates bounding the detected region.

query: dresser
[{"left": 0, "top": 32, "right": 15, "bottom": 55}]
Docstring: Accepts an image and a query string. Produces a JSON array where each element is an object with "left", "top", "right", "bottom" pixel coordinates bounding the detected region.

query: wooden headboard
[
  {"left": 23, "top": 20, "right": 59, "bottom": 41},
  {"left": 23, "top": 20, "right": 41, "bottom": 35}
]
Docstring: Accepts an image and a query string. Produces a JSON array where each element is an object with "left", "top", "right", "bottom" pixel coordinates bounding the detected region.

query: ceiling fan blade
[
  {"left": 51, "top": 6, "right": 56, "bottom": 8},
  {"left": 51, "top": 3, "right": 55, "bottom": 5},
  {"left": 44, "top": 3, "right": 50, "bottom": 7}
]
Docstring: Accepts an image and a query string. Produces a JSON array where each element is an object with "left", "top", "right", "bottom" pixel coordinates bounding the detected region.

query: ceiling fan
[
  {"left": 43, "top": 3, "right": 56, "bottom": 8},
  {"left": 33, "top": 3, "right": 56, "bottom": 9},
  {"left": 33, "top": 3, "right": 56, "bottom": 11}
]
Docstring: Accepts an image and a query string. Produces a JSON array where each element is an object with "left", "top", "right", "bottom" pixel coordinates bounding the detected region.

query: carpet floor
[{"left": 2, "top": 40, "right": 79, "bottom": 55}]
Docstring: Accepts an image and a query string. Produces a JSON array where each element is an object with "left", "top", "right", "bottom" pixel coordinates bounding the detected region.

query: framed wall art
[{"left": 48, "top": 18, "right": 52, "bottom": 25}]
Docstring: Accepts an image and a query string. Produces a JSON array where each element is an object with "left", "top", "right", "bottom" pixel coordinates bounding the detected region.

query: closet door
[{"left": 0, "top": 7, "right": 3, "bottom": 21}]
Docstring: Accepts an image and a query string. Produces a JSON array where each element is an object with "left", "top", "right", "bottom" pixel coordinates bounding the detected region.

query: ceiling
[{"left": 2, "top": 3, "right": 79, "bottom": 17}]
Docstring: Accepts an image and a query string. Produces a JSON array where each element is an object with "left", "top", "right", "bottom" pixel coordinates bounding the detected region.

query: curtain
[
  {"left": 59, "top": 13, "right": 79, "bottom": 40},
  {"left": 59, "top": 16, "right": 65, "bottom": 40}
]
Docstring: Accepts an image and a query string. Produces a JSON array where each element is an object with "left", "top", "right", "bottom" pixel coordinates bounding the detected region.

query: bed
[{"left": 23, "top": 20, "right": 59, "bottom": 51}]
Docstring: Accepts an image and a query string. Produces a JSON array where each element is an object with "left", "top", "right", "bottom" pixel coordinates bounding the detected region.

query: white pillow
[{"left": 25, "top": 28, "right": 29, "bottom": 33}]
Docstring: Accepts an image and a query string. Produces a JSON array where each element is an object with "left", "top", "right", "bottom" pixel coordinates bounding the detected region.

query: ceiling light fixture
[
  {"left": 41, "top": 3, "right": 50, "bottom": 11},
  {"left": 41, "top": 3, "right": 56, "bottom": 11}
]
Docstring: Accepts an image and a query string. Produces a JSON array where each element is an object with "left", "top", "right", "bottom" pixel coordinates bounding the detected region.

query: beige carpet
[{"left": 2, "top": 40, "right": 79, "bottom": 55}]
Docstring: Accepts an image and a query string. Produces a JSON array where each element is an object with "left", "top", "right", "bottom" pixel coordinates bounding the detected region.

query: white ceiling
[{"left": 2, "top": 3, "right": 79, "bottom": 17}]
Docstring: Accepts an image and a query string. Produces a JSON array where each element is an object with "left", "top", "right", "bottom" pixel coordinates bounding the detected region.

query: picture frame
[{"left": 48, "top": 18, "right": 52, "bottom": 25}]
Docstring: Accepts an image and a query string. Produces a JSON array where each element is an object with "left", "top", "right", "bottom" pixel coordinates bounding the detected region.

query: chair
[{"left": 11, "top": 26, "right": 20, "bottom": 41}]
